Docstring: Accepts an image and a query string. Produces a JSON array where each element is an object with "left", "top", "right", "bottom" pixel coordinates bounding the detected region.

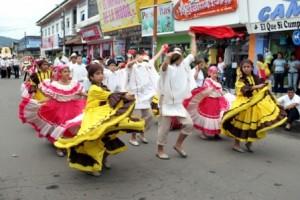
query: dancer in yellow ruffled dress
[
  {"left": 221, "top": 59, "right": 287, "bottom": 153},
  {"left": 24, "top": 59, "right": 52, "bottom": 101},
  {"left": 55, "top": 63, "right": 144, "bottom": 176}
]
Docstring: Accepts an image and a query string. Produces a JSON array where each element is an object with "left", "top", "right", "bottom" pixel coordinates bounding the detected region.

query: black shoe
[{"left": 214, "top": 135, "right": 222, "bottom": 140}]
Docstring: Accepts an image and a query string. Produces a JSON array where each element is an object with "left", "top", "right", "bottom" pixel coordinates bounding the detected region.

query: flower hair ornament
[
  {"left": 208, "top": 66, "right": 218, "bottom": 76},
  {"left": 52, "top": 64, "right": 69, "bottom": 81}
]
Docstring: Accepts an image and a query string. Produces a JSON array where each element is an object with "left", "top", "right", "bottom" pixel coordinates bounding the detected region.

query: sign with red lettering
[
  {"left": 80, "top": 25, "right": 102, "bottom": 42},
  {"left": 173, "top": 0, "right": 238, "bottom": 21}
]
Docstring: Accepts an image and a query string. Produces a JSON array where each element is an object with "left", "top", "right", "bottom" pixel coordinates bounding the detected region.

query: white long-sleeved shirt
[
  {"left": 104, "top": 70, "right": 126, "bottom": 92},
  {"left": 71, "top": 63, "right": 87, "bottom": 82},
  {"left": 126, "top": 62, "right": 154, "bottom": 109},
  {"left": 191, "top": 68, "right": 204, "bottom": 87},
  {"left": 159, "top": 54, "right": 195, "bottom": 117}
]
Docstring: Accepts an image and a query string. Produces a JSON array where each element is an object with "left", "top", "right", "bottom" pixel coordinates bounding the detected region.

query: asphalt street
[{"left": 0, "top": 78, "right": 300, "bottom": 200}]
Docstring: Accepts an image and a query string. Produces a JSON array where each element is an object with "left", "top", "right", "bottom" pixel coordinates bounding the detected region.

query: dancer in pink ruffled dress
[
  {"left": 183, "top": 66, "right": 230, "bottom": 140},
  {"left": 19, "top": 64, "right": 86, "bottom": 156}
]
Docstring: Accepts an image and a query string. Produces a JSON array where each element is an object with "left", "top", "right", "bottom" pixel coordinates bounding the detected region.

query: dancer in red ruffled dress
[
  {"left": 19, "top": 64, "right": 86, "bottom": 156},
  {"left": 183, "top": 66, "right": 229, "bottom": 140}
]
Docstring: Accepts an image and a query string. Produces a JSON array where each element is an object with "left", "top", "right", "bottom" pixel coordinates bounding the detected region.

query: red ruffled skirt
[
  {"left": 183, "top": 87, "right": 229, "bottom": 136},
  {"left": 19, "top": 98, "right": 85, "bottom": 143}
]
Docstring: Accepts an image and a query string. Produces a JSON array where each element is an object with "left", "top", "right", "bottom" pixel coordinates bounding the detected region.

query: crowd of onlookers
[
  {"left": 0, "top": 56, "right": 20, "bottom": 79},
  {"left": 255, "top": 51, "right": 300, "bottom": 94},
  {"left": 255, "top": 51, "right": 300, "bottom": 131}
]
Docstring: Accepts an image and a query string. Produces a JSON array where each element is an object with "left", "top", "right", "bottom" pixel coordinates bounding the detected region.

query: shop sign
[
  {"left": 139, "top": 0, "right": 170, "bottom": 8},
  {"left": 258, "top": 0, "right": 300, "bottom": 22},
  {"left": 249, "top": 18, "right": 300, "bottom": 33},
  {"left": 97, "top": 0, "right": 140, "bottom": 32},
  {"left": 141, "top": 3, "right": 174, "bottom": 37},
  {"left": 173, "top": 0, "right": 238, "bottom": 21},
  {"left": 27, "top": 39, "right": 41, "bottom": 49},
  {"left": 114, "top": 40, "right": 126, "bottom": 56},
  {"left": 80, "top": 25, "right": 102, "bottom": 42},
  {"left": 248, "top": 0, "right": 300, "bottom": 33},
  {"left": 42, "top": 35, "right": 59, "bottom": 50},
  {"left": 292, "top": 30, "right": 300, "bottom": 46}
]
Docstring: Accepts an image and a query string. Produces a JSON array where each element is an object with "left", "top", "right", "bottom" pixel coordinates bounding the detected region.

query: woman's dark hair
[
  {"left": 87, "top": 63, "right": 103, "bottom": 83},
  {"left": 257, "top": 54, "right": 264, "bottom": 62},
  {"left": 277, "top": 52, "right": 284, "bottom": 57},
  {"left": 37, "top": 60, "right": 48, "bottom": 68},
  {"left": 239, "top": 59, "right": 263, "bottom": 97},
  {"left": 170, "top": 53, "right": 182, "bottom": 65},
  {"left": 194, "top": 56, "right": 205, "bottom": 65},
  {"left": 239, "top": 59, "right": 254, "bottom": 78}
]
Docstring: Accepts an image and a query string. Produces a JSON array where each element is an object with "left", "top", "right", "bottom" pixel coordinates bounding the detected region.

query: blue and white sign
[
  {"left": 247, "top": 0, "right": 300, "bottom": 34},
  {"left": 258, "top": 0, "right": 300, "bottom": 22},
  {"left": 292, "top": 30, "right": 300, "bottom": 46}
]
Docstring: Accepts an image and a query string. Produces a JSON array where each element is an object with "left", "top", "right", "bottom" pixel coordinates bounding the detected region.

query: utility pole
[
  {"left": 24, "top": 32, "right": 27, "bottom": 56},
  {"left": 61, "top": 9, "right": 66, "bottom": 56},
  {"left": 152, "top": 0, "right": 158, "bottom": 57},
  {"left": 24, "top": 32, "right": 27, "bottom": 48}
]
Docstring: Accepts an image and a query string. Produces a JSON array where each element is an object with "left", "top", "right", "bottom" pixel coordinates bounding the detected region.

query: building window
[
  {"left": 80, "top": 10, "right": 85, "bottom": 21},
  {"left": 56, "top": 23, "right": 59, "bottom": 33},
  {"left": 66, "top": 18, "right": 70, "bottom": 28},
  {"left": 44, "top": 29, "right": 47, "bottom": 36},
  {"left": 52, "top": 26, "right": 54, "bottom": 34},
  {"left": 48, "top": 28, "right": 50, "bottom": 35},
  {"left": 61, "top": 21, "right": 64, "bottom": 31},
  {"left": 88, "top": 0, "right": 98, "bottom": 18}
]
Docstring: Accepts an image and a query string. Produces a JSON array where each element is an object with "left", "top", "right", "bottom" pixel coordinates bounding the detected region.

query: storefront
[
  {"left": 106, "top": 26, "right": 145, "bottom": 56},
  {"left": 80, "top": 24, "right": 113, "bottom": 59},
  {"left": 140, "top": 1, "right": 174, "bottom": 55},
  {"left": 246, "top": 0, "right": 300, "bottom": 61},
  {"left": 65, "top": 35, "right": 87, "bottom": 56},
  {"left": 167, "top": 0, "right": 249, "bottom": 65},
  {"left": 96, "top": 0, "right": 142, "bottom": 57},
  {"left": 41, "top": 35, "right": 61, "bottom": 60}
]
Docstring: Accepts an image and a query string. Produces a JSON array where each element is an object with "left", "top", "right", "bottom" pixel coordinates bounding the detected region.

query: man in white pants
[{"left": 157, "top": 32, "right": 197, "bottom": 160}]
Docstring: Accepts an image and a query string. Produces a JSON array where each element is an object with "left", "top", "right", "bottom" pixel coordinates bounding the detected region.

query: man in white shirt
[
  {"left": 12, "top": 56, "right": 20, "bottom": 79},
  {"left": 126, "top": 50, "right": 154, "bottom": 146},
  {"left": 7, "top": 58, "right": 13, "bottom": 79},
  {"left": 278, "top": 87, "right": 300, "bottom": 131},
  {"left": 69, "top": 53, "right": 78, "bottom": 78},
  {"left": 71, "top": 55, "right": 88, "bottom": 85},
  {"left": 1, "top": 57, "right": 8, "bottom": 78},
  {"left": 156, "top": 32, "right": 197, "bottom": 160},
  {"left": 217, "top": 56, "right": 226, "bottom": 84},
  {"left": 142, "top": 47, "right": 165, "bottom": 94},
  {"left": 103, "top": 59, "right": 125, "bottom": 92},
  {"left": 191, "top": 58, "right": 206, "bottom": 87}
]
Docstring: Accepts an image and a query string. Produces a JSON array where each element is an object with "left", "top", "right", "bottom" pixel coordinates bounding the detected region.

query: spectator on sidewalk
[
  {"left": 7, "top": 57, "right": 13, "bottom": 79},
  {"left": 278, "top": 87, "right": 300, "bottom": 131},
  {"left": 287, "top": 53, "right": 300, "bottom": 91},
  {"left": 1, "top": 57, "right": 8, "bottom": 78},
  {"left": 12, "top": 56, "right": 20, "bottom": 79},
  {"left": 273, "top": 52, "right": 287, "bottom": 94}
]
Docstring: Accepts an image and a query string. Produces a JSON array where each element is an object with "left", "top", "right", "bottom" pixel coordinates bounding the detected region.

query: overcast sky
[{"left": 0, "top": 0, "right": 64, "bottom": 39}]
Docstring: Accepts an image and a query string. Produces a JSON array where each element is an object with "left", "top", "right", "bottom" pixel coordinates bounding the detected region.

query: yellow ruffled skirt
[
  {"left": 55, "top": 101, "right": 144, "bottom": 172},
  {"left": 151, "top": 95, "right": 160, "bottom": 117},
  {"left": 33, "top": 89, "right": 47, "bottom": 102},
  {"left": 221, "top": 86, "right": 287, "bottom": 142}
]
